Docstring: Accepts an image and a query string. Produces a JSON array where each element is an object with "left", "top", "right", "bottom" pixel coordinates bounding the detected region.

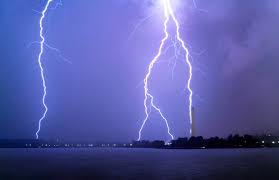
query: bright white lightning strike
[
  {"left": 167, "top": 0, "right": 193, "bottom": 135},
  {"left": 138, "top": 0, "right": 193, "bottom": 141},
  {"left": 35, "top": 0, "right": 53, "bottom": 139}
]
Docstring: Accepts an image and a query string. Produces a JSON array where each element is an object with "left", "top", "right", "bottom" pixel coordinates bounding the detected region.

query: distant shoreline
[
  {"left": 1, "top": 133, "right": 279, "bottom": 149},
  {"left": 0, "top": 146, "right": 279, "bottom": 150}
]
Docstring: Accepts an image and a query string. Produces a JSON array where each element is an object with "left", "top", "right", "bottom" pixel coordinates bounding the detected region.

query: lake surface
[{"left": 0, "top": 148, "right": 278, "bottom": 180}]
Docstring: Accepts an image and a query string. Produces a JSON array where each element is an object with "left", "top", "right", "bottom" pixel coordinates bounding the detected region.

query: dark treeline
[{"left": 133, "top": 134, "right": 279, "bottom": 149}]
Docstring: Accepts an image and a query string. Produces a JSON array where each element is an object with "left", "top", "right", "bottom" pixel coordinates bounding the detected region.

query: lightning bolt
[
  {"left": 35, "top": 0, "right": 54, "bottom": 139},
  {"left": 166, "top": 0, "right": 193, "bottom": 135},
  {"left": 138, "top": 0, "right": 193, "bottom": 141}
]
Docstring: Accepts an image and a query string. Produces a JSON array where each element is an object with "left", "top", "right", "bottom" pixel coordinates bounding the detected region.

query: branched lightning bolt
[
  {"left": 138, "top": 0, "right": 172, "bottom": 141},
  {"left": 128, "top": 13, "right": 155, "bottom": 41},
  {"left": 35, "top": 0, "right": 53, "bottom": 139},
  {"left": 166, "top": 0, "right": 193, "bottom": 135},
  {"left": 138, "top": 0, "right": 193, "bottom": 141}
]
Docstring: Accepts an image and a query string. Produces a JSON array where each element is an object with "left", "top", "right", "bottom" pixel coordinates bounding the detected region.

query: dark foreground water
[{"left": 0, "top": 148, "right": 279, "bottom": 180}]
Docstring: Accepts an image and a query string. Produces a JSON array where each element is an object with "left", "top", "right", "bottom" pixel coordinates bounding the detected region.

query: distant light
[
  {"left": 130, "top": 144, "right": 133, "bottom": 146},
  {"left": 272, "top": 141, "right": 275, "bottom": 144},
  {"left": 262, "top": 141, "right": 265, "bottom": 143}
]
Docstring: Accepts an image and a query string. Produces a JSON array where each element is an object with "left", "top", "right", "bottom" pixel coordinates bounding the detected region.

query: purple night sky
[{"left": 0, "top": 0, "right": 279, "bottom": 141}]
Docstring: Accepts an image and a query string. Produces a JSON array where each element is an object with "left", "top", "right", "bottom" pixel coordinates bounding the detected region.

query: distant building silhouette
[{"left": 191, "top": 106, "right": 195, "bottom": 137}]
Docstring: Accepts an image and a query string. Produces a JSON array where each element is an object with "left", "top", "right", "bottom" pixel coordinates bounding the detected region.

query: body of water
[{"left": 0, "top": 148, "right": 278, "bottom": 179}]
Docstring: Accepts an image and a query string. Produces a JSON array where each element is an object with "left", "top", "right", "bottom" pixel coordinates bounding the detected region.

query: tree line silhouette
[{"left": 133, "top": 134, "right": 279, "bottom": 149}]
